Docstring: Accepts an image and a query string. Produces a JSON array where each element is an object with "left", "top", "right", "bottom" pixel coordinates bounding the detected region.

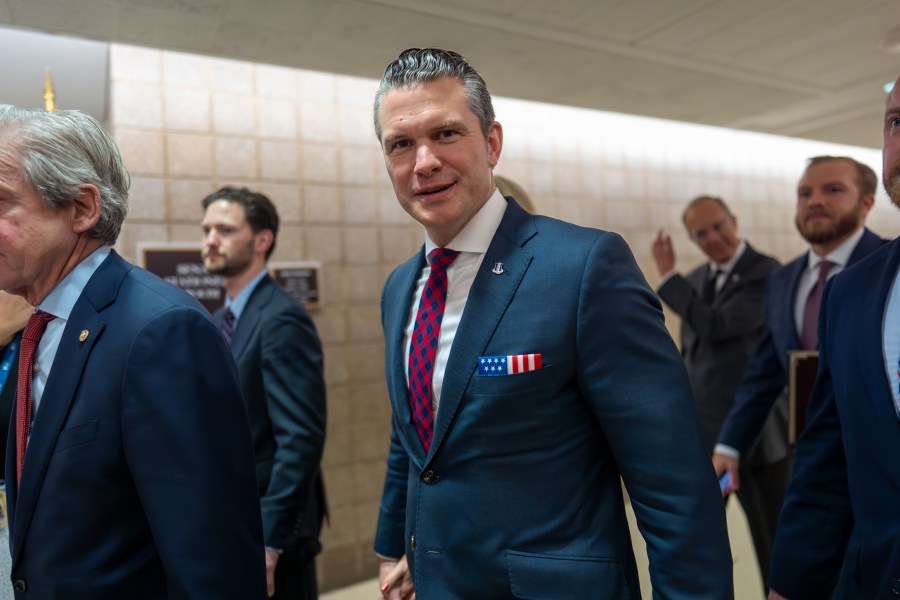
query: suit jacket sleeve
[
  {"left": 123, "top": 306, "right": 265, "bottom": 598},
  {"left": 716, "top": 283, "right": 790, "bottom": 454},
  {"left": 259, "top": 305, "right": 326, "bottom": 549},
  {"left": 767, "top": 284, "right": 852, "bottom": 597},
  {"left": 657, "top": 266, "right": 771, "bottom": 342},
  {"left": 580, "top": 234, "right": 733, "bottom": 597}
]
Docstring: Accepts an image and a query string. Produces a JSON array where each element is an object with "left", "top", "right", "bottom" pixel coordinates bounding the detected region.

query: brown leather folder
[{"left": 788, "top": 350, "right": 819, "bottom": 445}]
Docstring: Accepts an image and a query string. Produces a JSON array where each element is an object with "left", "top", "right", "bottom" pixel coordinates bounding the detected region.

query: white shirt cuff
[{"left": 713, "top": 444, "right": 740, "bottom": 460}]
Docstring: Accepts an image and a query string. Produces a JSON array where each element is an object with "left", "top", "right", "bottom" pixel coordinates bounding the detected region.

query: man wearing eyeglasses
[{"left": 652, "top": 196, "right": 781, "bottom": 590}]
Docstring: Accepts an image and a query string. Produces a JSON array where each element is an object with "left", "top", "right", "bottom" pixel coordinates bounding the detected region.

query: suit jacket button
[
  {"left": 13, "top": 579, "right": 25, "bottom": 592},
  {"left": 421, "top": 470, "right": 435, "bottom": 483},
  {"left": 410, "top": 534, "right": 416, "bottom": 551},
  {"left": 891, "top": 578, "right": 900, "bottom": 595}
]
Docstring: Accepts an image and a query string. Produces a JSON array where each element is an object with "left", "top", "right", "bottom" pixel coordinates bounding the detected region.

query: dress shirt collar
[
  {"left": 224, "top": 268, "right": 268, "bottom": 324},
  {"left": 37, "top": 245, "right": 111, "bottom": 320},
  {"left": 708, "top": 240, "right": 747, "bottom": 276},
  {"left": 423, "top": 187, "right": 507, "bottom": 259},
  {"left": 806, "top": 226, "right": 864, "bottom": 272}
]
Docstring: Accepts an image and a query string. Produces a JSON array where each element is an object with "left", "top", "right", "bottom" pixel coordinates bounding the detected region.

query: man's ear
[
  {"left": 255, "top": 229, "right": 274, "bottom": 256},
  {"left": 72, "top": 184, "right": 102, "bottom": 234}
]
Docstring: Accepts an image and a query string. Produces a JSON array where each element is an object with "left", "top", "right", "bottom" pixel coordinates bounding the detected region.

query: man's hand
[
  {"left": 651, "top": 229, "right": 676, "bottom": 276},
  {"left": 768, "top": 590, "right": 789, "bottom": 600},
  {"left": 265, "top": 550, "right": 280, "bottom": 598},
  {"left": 712, "top": 452, "right": 740, "bottom": 495},
  {"left": 380, "top": 555, "right": 414, "bottom": 600}
]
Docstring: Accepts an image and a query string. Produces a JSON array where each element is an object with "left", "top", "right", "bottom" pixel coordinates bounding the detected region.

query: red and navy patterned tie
[
  {"left": 408, "top": 248, "right": 459, "bottom": 451},
  {"left": 16, "top": 310, "right": 56, "bottom": 486}
]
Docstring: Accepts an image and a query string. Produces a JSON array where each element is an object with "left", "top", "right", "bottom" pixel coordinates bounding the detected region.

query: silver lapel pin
[{"left": 491, "top": 262, "right": 504, "bottom": 275}]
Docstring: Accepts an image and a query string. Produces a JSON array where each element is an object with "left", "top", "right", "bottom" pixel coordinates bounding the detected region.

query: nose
[
  {"left": 414, "top": 143, "right": 442, "bottom": 176},
  {"left": 203, "top": 229, "right": 218, "bottom": 247}
]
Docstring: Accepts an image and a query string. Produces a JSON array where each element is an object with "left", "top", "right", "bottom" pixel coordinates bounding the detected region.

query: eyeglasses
[{"left": 690, "top": 217, "right": 733, "bottom": 243}]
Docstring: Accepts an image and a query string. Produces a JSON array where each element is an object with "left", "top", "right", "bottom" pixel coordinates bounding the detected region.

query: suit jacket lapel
[
  {"left": 783, "top": 257, "right": 807, "bottom": 349},
  {"left": 429, "top": 201, "right": 536, "bottom": 458},
  {"left": 230, "top": 276, "right": 273, "bottom": 361},
  {"left": 857, "top": 241, "right": 899, "bottom": 417},
  {"left": 11, "top": 252, "right": 125, "bottom": 561},
  {"left": 385, "top": 251, "right": 427, "bottom": 462}
]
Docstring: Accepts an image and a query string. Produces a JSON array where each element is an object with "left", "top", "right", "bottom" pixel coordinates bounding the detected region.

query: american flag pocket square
[{"left": 478, "top": 354, "right": 542, "bottom": 376}]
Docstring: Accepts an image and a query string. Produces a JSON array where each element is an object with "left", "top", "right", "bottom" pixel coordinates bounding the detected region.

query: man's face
[
  {"left": 884, "top": 76, "right": 900, "bottom": 206},
  {"left": 683, "top": 200, "right": 739, "bottom": 264},
  {"left": 377, "top": 77, "right": 502, "bottom": 247},
  {"left": 201, "top": 200, "right": 258, "bottom": 278},
  {"left": 0, "top": 145, "right": 79, "bottom": 303},
  {"left": 795, "top": 160, "right": 870, "bottom": 246}
]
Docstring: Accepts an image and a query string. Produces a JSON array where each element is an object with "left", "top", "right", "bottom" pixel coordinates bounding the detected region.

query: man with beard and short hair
[
  {"left": 764, "top": 76, "right": 900, "bottom": 599},
  {"left": 711, "top": 156, "right": 887, "bottom": 566},
  {"left": 201, "top": 187, "right": 327, "bottom": 600}
]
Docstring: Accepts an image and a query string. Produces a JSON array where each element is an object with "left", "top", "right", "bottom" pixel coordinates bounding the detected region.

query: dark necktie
[
  {"left": 16, "top": 310, "right": 56, "bottom": 486},
  {"left": 703, "top": 268, "right": 723, "bottom": 304},
  {"left": 221, "top": 307, "right": 235, "bottom": 345},
  {"left": 801, "top": 259, "right": 834, "bottom": 350},
  {"left": 408, "top": 248, "right": 459, "bottom": 451}
]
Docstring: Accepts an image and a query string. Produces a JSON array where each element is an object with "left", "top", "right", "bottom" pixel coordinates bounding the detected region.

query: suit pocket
[
  {"left": 471, "top": 365, "right": 557, "bottom": 399},
  {"left": 53, "top": 420, "right": 99, "bottom": 453},
  {"left": 507, "top": 550, "right": 633, "bottom": 600}
]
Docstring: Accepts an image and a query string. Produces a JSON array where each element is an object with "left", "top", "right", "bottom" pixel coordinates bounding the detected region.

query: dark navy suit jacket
[
  {"left": 717, "top": 228, "right": 886, "bottom": 455},
  {"left": 5, "top": 251, "right": 265, "bottom": 599},
  {"left": 375, "top": 199, "right": 733, "bottom": 599},
  {"left": 215, "top": 274, "right": 327, "bottom": 552},
  {"left": 769, "top": 237, "right": 900, "bottom": 599}
]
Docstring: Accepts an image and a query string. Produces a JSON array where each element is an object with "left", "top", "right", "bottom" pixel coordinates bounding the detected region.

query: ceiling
[{"left": 0, "top": 0, "right": 898, "bottom": 148}]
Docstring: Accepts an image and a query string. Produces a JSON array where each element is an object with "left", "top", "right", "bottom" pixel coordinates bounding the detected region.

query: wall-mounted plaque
[
  {"left": 269, "top": 261, "right": 322, "bottom": 310},
  {"left": 136, "top": 243, "right": 224, "bottom": 313}
]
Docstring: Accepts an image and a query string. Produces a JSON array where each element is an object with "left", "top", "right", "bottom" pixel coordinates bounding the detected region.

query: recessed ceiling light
[{"left": 885, "top": 81, "right": 896, "bottom": 94}]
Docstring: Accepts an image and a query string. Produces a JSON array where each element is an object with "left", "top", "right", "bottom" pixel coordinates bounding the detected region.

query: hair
[
  {"left": 494, "top": 175, "right": 535, "bottom": 213},
  {"left": 806, "top": 155, "right": 878, "bottom": 198},
  {"left": 373, "top": 48, "right": 495, "bottom": 141},
  {"left": 201, "top": 186, "right": 280, "bottom": 259},
  {"left": 0, "top": 105, "right": 129, "bottom": 246},
  {"left": 681, "top": 195, "right": 734, "bottom": 226}
]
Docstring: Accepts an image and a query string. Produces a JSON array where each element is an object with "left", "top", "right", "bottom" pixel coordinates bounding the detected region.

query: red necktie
[
  {"left": 408, "top": 248, "right": 459, "bottom": 451},
  {"left": 800, "top": 259, "right": 833, "bottom": 350},
  {"left": 16, "top": 310, "right": 56, "bottom": 486}
]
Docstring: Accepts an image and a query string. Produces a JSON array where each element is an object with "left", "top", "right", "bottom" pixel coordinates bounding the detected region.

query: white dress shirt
[
  {"left": 402, "top": 189, "right": 507, "bottom": 413},
  {"left": 882, "top": 265, "right": 900, "bottom": 419},
  {"left": 792, "top": 227, "right": 864, "bottom": 339}
]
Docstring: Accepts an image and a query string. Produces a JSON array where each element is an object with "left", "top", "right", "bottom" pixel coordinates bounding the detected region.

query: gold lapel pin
[{"left": 79, "top": 330, "right": 89, "bottom": 342}]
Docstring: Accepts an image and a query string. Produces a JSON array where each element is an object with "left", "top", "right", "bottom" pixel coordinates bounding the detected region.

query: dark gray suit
[
  {"left": 658, "top": 242, "right": 785, "bottom": 587},
  {"left": 215, "top": 274, "right": 327, "bottom": 600}
]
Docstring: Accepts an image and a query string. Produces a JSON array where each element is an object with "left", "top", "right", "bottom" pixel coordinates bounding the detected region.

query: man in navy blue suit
[
  {"left": 373, "top": 48, "right": 732, "bottom": 599},
  {"left": 0, "top": 105, "right": 265, "bottom": 599},
  {"left": 764, "top": 75, "right": 900, "bottom": 599},
  {"left": 712, "top": 155, "right": 885, "bottom": 511},
  {"left": 201, "top": 187, "right": 327, "bottom": 600}
]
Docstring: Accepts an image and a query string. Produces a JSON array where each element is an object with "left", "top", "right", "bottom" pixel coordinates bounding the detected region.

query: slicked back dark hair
[{"left": 373, "top": 48, "right": 495, "bottom": 141}]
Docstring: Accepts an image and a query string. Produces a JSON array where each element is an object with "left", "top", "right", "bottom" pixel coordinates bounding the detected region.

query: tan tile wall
[{"left": 108, "top": 43, "right": 898, "bottom": 591}]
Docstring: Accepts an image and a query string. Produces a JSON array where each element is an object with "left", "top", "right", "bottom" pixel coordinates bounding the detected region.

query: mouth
[{"left": 416, "top": 182, "right": 455, "bottom": 198}]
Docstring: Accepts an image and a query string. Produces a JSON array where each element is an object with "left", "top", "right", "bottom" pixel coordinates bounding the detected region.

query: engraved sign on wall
[
  {"left": 269, "top": 261, "right": 322, "bottom": 310},
  {"left": 137, "top": 243, "right": 224, "bottom": 313}
]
